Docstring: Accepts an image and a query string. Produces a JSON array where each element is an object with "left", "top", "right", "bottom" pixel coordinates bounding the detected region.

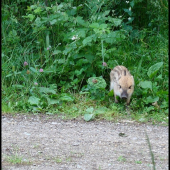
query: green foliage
[
  {"left": 83, "top": 77, "right": 107, "bottom": 101},
  {"left": 2, "top": 0, "right": 168, "bottom": 123},
  {"left": 147, "top": 62, "right": 163, "bottom": 79}
]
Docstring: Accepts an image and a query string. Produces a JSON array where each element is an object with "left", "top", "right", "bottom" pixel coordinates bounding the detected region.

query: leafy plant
[
  {"left": 1, "top": 0, "right": 168, "bottom": 123},
  {"left": 82, "top": 76, "right": 107, "bottom": 101}
]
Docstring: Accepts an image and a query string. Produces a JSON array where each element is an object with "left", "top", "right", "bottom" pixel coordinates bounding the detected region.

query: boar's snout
[{"left": 121, "top": 90, "right": 128, "bottom": 99}]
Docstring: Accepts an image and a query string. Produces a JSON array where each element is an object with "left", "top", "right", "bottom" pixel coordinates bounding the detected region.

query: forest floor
[{"left": 2, "top": 114, "right": 168, "bottom": 170}]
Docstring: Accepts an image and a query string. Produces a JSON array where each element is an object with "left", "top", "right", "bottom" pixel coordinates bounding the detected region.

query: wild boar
[{"left": 110, "top": 65, "right": 134, "bottom": 105}]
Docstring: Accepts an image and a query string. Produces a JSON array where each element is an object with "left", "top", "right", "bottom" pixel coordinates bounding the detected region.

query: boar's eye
[
  {"left": 129, "top": 86, "right": 132, "bottom": 89},
  {"left": 118, "top": 85, "right": 121, "bottom": 89}
]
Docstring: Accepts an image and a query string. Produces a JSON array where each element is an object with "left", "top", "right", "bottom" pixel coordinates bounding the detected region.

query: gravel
[{"left": 2, "top": 114, "right": 168, "bottom": 170}]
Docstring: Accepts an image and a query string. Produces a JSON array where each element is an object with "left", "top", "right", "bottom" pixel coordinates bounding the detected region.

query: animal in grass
[{"left": 110, "top": 65, "right": 134, "bottom": 105}]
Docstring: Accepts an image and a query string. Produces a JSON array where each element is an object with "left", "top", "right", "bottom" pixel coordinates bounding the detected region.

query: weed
[
  {"left": 135, "top": 160, "right": 142, "bottom": 164},
  {"left": 55, "top": 158, "right": 62, "bottom": 163},
  {"left": 117, "top": 156, "right": 126, "bottom": 162},
  {"left": 6, "top": 154, "right": 22, "bottom": 164},
  {"left": 145, "top": 131, "right": 156, "bottom": 170},
  {"left": 2, "top": 0, "right": 168, "bottom": 123},
  {"left": 5, "top": 154, "right": 30, "bottom": 165}
]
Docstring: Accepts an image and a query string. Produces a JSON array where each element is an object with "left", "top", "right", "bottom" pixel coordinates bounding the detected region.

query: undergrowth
[{"left": 2, "top": 0, "right": 168, "bottom": 124}]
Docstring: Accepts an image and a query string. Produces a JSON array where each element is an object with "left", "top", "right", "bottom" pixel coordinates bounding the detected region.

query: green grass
[
  {"left": 1, "top": 89, "right": 168, "bottom": 125},
  {"left": 117, "top": 156, "right": 127, "bottom": 162},
  {"left": 4, "top": 154, "right": 31, "bottom": 165},
  {"left": 135, "top": 160, "right": 142, "bottom": 164},
  {"left": 6, "top": 155, "right": 23, "bottom": 164},
  {"left": 2, "top": 0, "right": 168, "bottom": 125}
]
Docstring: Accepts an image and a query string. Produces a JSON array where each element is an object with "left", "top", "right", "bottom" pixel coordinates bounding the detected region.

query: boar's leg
[{"left": 126, "top": 96, "right": 131, "bottom": 105}]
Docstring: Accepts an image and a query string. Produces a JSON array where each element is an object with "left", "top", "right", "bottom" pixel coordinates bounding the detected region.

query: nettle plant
[
  {"left": 22, "top": 0, "right": 127, "bottom": 91},
  {"left": 133, "top": 62, "right": 168, "bottom": 114},
  {"left": 83, "top": 76, "right": 107, "bottom": 101}
]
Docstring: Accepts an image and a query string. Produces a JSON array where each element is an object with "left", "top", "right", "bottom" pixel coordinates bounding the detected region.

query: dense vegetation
[{"left": 2, "top": 0, "right": 168, "bottom": 123}]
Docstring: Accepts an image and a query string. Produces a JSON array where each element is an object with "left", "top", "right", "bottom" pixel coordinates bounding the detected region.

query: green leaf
[
  {"left": 89, "top": 23, "right": 99, "bottom": 28},
  {"left": 145, "top": 96, "right": 159, "bottom": 104},
  {"left": 30, "top": 5, "right": 37, "bottom": 10},
  {"left": 84, "top": 113, "right": 94, "bottom": 121},
  {"left": 46, "top": 112, "right": 54, "bottom": 115},
  {"left": 108, "top": 90, "right": 114, "bottom": 97},
  {"left": 112, "top": 18, "right": 122, "bottom": 26},
  {"left": 47, "top": 98, "right": 59, "bottom": 105},
  {"left": 76, "top": 16, "right": 88, "bottom": 27},
  {"left": 147, "top": 62, "right": 163, "bottom": 79},
  {"left": 34, "top": 7, "right": 43, "bottom": 14},
  {"left": 12, "top": 84, "right": 24, "bottom": 88},
  {"left": 86, "top": 107, "right": 94, "bottom": 114},
  {"left": 26, "top": 14, "right": 35, "bottom": 21},
  {"left": 39, "top": 87, "right": 56, "bottom": 94},
  {"left": 155, "top": 74, "right": 162, "bottom": 80},
  {"left": 156, "top": 90, "right": 168, "bottom": 96},
  {"left": 94, "top": 107, "right": 108, "bottom": 115},
  {"left": 99, "top": 24, "right": 107, "bottom": 29},
  {"left": 6, "top": 74, "right": 13, "bottom": 77},
  {"left": 83, "top": 35, "right": 96, "bottom": 45},
  {"left": 85, "top": 54, "right": 95, "bottom": 63},
  {"left": 104, "top": 31, "right": 125, "bottom": 44},
  {"left": 130, "top": 1, "right": 134, "bottom": 7},
  {"left": 28, "top": 96, "right": 40, "bottom": 105},
  {"left": 138, "top": 81, "right": 152, "bottom": 90},
  {"left": 52, "top": 50, "right": 62, "bottom": 55},
  {"left": 75, "top": 68, "right": 85, "bottom": 76},
  {"left": 50, "top": 19, "right": 57, "bottom": 25},
  {"left": 88, "top": 77, "right": 106, "bottom": 89},
  {"left": 57, "top": 59, "right": 65, "bottom": 64},
  {"left": 60, "top": 93, "right": 74, "bottom": 102},
  {"left": 30, "top": 67, "right": 38, "bottom": 73}
]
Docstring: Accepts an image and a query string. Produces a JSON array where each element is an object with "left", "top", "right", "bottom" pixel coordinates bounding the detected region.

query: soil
[{"left": 2, "top": 114, "right": 168, "bottom": 170}]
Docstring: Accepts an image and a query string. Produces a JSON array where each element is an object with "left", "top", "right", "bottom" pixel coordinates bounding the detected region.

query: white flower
[
  {"left": 129, "top": 7, "right": 131, "bottom": 11},
  {"left": 71, "top": 35, "right": 79, "bottom": 40},
  {"left": 128, "top": 17, "right": 131, "bottom": 21},
  {"left": 126, "top": 1, "right": 129, "bottom": 3},
  {"left": 119, "top": 16, "right": 122, "bottom": 18}
]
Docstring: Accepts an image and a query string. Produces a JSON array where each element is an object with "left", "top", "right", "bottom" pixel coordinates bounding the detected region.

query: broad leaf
[
  {"left": 113, "top": 18, "right": 122, "bottom": 26},
  {"left": 84, "top": 113, "right": 94, "bottom": 121},
  {"left": 83, "top": 35, "right": 96, "bottom": 45},
  {"left": 75, "top": 68, "right": 85, "bottom": 76},
  {"left": 138, "top": 81, "right": 152, "bottom": 90},
  {"left": 39, "top": 87, "right": 56, "bottom": 94},
  {"left": 145, "top": 96, "right": 159, "bottom": 104},
  {"left": 76, "top": 16, "right": 88, "bottom": 27},
  {"left": 86, "top": 107, "right": 94, "bottom": 114},
  {"left": 12, "top": 84, "right": 24, "bottom": 88},
  {"left": 47, "top": 98, "right": 59, "bottom": 105},
  {"left": 52, "top": 50, "right": 62, "bottom": 55},
  {"left": 60, "top": 93, "right": 74, "bottom": 102},
  {"left": 85, "top": 54, "right": 95, "bottom": 63},
  {"left": 50, "top": 19, "right": 57, "bottom": 25},
  {"left": 147, "top": 62, "right": 163, "bottom": 79},
  {"left": 28, "top": 96, "right": 40, "bottom": 105},
  {"left": 89, "top": 23, "right": 99, "bottom": 28},
  {"left": 88, "top": 77, "right": 106, "bottom": 89}
]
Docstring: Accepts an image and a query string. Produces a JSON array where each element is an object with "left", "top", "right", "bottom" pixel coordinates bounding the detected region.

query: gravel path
[{"left": 2, "top": 114, "right": 168, "bottom": 170}]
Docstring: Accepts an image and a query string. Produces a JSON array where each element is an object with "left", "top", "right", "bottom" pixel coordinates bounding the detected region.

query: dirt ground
[{"left": 2, "top": 114, "right": 168, "bottom": 170}]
